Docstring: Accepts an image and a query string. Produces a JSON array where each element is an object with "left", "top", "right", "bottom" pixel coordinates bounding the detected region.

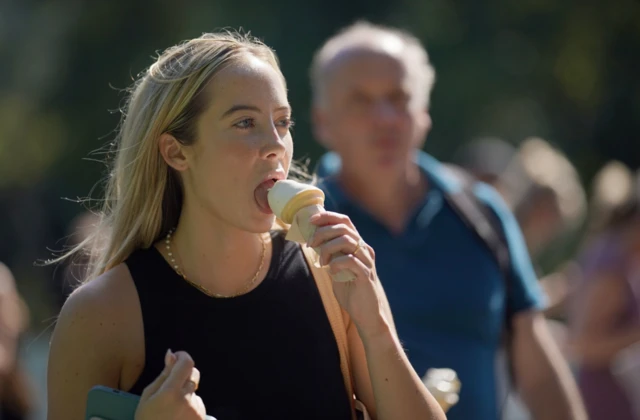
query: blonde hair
[
  {"left": 310, "top": 21, "right": 436, "bottom": 110},
  {"left": 62, "top": 31, "right": 284, "bottom": 282}
]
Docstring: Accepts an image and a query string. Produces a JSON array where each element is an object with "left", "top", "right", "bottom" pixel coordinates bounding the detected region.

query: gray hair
[{"left": 310, "top": 21, "right": 436, "bottom": 109}]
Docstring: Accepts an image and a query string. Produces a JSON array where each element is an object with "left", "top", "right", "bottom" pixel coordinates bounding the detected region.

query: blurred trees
[{"left": 0, "top": 0, "right": 638, "bottom": 324}]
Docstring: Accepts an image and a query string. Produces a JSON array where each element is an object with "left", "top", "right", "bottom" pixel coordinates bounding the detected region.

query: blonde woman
[{"left": 46, "top": 32, "right": 444, "bottom": 420}]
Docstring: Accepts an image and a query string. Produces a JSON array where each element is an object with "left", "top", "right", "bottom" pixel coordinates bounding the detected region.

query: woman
[
  {"left": 570, "top": 161, "right": 640, "bottom": 420},
  {"left": 47, "top": 32, "right": 444, "bottom": 420}
]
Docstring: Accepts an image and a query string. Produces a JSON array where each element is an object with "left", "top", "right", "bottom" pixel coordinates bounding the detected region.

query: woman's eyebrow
[
  {"left": 221, "top": 104, "right": 291, "bottom": 118},
  {"left": 221, "top": 104, "right": 261, "bottom": 118}
]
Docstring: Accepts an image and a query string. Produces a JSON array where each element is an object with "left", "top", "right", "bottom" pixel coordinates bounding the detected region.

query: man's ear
[
  {"left": 414, "top": 109, "right": 432, "bottom": 149},
  {"left": 312, "top": 106, "right": 333, "bottom": 150},
  {"left": 159, "top": 133, "right": 189, "bottom": 171}
]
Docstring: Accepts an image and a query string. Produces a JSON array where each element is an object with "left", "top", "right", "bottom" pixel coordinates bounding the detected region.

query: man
[{"left": 310, "top": 21, "right": 586, "bottom": 420}]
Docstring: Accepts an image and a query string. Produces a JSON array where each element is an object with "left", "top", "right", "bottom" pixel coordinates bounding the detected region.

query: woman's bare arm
[
  {"left": 47, "top": 265, "right": 141, "bottom": 420},
  {"left": 348, "top": 318, "right": 445, "bottom": 420}
]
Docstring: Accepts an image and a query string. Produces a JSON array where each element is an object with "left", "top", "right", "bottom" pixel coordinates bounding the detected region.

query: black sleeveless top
[{"left": 125, "top": 232, "right": 352, "bottom": 420}]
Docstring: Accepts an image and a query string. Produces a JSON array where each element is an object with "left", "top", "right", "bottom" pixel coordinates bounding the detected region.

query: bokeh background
[{"left": 1, "top": 0, "right": 639, "bottom": 418}]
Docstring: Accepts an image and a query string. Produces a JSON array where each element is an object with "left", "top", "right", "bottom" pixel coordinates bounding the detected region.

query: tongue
[{"left": 254, "top": 182, "right": 273, "bottom": 213}]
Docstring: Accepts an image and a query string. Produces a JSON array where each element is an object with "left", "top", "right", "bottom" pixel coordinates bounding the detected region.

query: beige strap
[{"left": 300, "top": 245, "right": 357, "bottom": 420}]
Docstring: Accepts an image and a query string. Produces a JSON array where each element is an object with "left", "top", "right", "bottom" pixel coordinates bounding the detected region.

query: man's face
[{"left": 314, "top": 48, "right": 430, "bottom": 178}]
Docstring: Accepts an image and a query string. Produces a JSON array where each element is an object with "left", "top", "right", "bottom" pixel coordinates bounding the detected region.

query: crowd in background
[{"left": 455, "top": 138, "right": 640, "bottom": 418}]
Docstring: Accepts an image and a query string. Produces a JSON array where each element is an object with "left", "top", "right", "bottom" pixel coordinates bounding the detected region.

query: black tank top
[{"left": 125, "top": 232, "right": 352, "bottom": 420}]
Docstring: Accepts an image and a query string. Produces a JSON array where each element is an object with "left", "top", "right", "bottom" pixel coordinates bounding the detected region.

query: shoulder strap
[
  {"left": 442, "top": 164, "right": 513, "bottom": 332},
  {"left": 442, "top": 166, "right": 520, "bottom": 419},
  {"left": 300, "top": 244, "right": 357, "bottom": 420}
]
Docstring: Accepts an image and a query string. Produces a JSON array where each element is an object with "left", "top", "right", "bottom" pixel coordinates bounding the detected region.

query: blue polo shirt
[{"left": 316, "top": 151, "right": 545, "bottom": 420}]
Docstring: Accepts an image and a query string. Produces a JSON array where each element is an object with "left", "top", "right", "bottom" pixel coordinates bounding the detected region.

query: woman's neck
[{"left": 165, "top": 201, "right": 270, "bottom": 297}]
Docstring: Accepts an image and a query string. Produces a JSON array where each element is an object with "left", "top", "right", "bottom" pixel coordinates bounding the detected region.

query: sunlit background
[{"left": 1, "top": 0, "right": 639, "bottom": 418}]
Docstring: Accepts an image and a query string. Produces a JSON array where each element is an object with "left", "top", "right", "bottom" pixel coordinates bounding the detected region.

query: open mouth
[{"left": 254, "top": 178, "right": 279, "bottom": 214}]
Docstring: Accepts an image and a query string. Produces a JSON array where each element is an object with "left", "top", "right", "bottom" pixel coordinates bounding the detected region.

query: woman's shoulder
[
  {"left": 62, "top": 263, "right": 138, "bottom": 320},
  {"left": 48, "top": 263, "right": 145, "bottom": 417},
  {"left": 52, "top": 263, "right": 142, "bottom": 368}
]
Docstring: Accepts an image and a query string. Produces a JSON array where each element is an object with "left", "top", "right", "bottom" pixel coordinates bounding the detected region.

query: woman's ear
[{"left": 159, "top": 133, "right": 189, "bottom": 171}]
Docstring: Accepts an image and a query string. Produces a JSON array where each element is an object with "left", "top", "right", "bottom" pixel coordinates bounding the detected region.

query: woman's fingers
[
  {"left": 316, "top": 235, "right": 374, "bottom": 268},
  {"left": 309, "top": 211, "right": 356, "bottom": 230},
  {"left": 307, "top": 210, "right": 377, "bottom": 281},
  {"left": 307, "top": 223, "right": 354, "bottom": 248},
  {"left": 190, "top": 394, "right": 207, "bottom": 418},
  {"left": 351, "top": 237, "right": 374, "bottom": 265},
  {"left": 141, "top": 349, "right": 177, "bottom": 401},
  {"left": 308, "top": 212, "right": 359, "bottom": 243},
  {"left": 316, "top": 235, "right": 357, "bottom": 266},
  {"left": 182, "top": 367, "right": 200, "bottom": 394},
  {"left": 160, "top": 351, "right": 197, "bottom": 396},
  {"left": 136, "top": 350, "right": 207, "bottom": 420},
  {"left": 307, "top": 211, "right": 374, "bottom": 269},
  {"left": 328, "top": 253, "right": 373, "bottom": 281}
]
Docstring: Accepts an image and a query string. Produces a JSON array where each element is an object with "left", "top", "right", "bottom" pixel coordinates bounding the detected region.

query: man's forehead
[
  {"left": 325, "top": 34, "right": 404, "bottom": 69},
  {"left": 324, "top": 46, "right": 407, "bottom": 86}
]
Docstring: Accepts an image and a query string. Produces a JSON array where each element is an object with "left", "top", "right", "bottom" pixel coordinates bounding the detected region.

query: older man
[{"left": 310, "top": 21, "right": 586, "bottom": 420}]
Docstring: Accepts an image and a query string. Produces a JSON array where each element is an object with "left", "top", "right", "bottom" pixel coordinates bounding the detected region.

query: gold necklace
[{"left": 164, "top": 229, "right": 266, "bottom": 298}]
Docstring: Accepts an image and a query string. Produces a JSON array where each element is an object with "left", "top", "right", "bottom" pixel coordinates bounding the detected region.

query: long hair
[{"left": 60, "top": 31, "right": 284, "bottom": 282}]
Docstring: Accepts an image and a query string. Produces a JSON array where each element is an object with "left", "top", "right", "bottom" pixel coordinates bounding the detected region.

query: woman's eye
[
  {"left": 277, "top": 118, "right": 294, "bottom": 129},
  {"left": 234, "top": 118, "right": 255, "bottom": 129}
]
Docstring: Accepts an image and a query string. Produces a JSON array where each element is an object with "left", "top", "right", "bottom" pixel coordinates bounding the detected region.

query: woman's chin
[{"left": 245, "top": 214, "right": 276, "bottom": 233}]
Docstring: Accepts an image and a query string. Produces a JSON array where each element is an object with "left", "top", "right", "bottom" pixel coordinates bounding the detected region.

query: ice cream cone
[
  {"left": 423, "top": 368, "right": 461, "bottom": 413},
  {"left": 268, "top": 180, "right": 355, "bottom": 282}
]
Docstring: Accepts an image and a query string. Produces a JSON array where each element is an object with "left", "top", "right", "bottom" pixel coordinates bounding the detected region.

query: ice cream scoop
[
  {"left": 267, "top": 180, "right": 325, "bottom": 224},
  {"left": 268, "top": 180, "right": 355, "bottom": 282}
]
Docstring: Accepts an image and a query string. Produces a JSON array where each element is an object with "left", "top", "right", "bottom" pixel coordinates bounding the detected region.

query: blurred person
[
  {"left": 311, "top": 21, "right": 586, "bottom": 420},
  {"left": 503, "top": 138, "right": 587, "bottom": 359},
  {"left": 47, "top": 31, "right": 445, "bottom": 420},
  {"left": 457, "top": 137, "right": 587, "bottom": 321},
  {"left": 0, "top": 263, "right": 34, "bottom": 420},
  {"left": 503, "top": 139, "right": 586, "bottom": 318},
  {"left": 500, "top": 138, "right": 586, "bottom": 262},
  {"left": 455, "top": 137, "right": 586, "bottom": 262},
  {"left": 451, "top": 136, "right": 517, "bottom": 199},
  {"left": 569, "top": 161, "right": 640, "bottom": 420}
]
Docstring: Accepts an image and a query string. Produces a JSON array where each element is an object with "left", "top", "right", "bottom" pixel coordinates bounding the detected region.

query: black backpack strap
[
  {"left": 443, "top": 164, "right": 517, "bottom": 403},
  {"left": 442, "top": 164, "right": 514, "bottom": 334}
]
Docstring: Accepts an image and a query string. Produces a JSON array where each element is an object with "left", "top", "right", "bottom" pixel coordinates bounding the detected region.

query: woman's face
[{"left": 179, "top": 55, "right": 293, "bottom": 233}]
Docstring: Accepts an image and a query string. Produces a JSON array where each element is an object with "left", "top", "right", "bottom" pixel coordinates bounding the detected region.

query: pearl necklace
[{"left": 164, "top": 229, "right": 266, "bottom": 298}]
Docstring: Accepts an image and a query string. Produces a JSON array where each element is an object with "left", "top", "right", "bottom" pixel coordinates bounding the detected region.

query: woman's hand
[
  {"left": 308, "top": 211, "right": 389, "bottom": 340},
  {"left": 309, "top": 212, "right": 446, "bottom": 420},
  {"left": 135, "top": 350, "right": 206, "bottom": 420}
]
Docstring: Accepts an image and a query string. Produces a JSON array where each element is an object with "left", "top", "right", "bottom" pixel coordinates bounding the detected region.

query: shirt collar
[{"left": 316, "top": 149, "right": 462, "bottom": 210}]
